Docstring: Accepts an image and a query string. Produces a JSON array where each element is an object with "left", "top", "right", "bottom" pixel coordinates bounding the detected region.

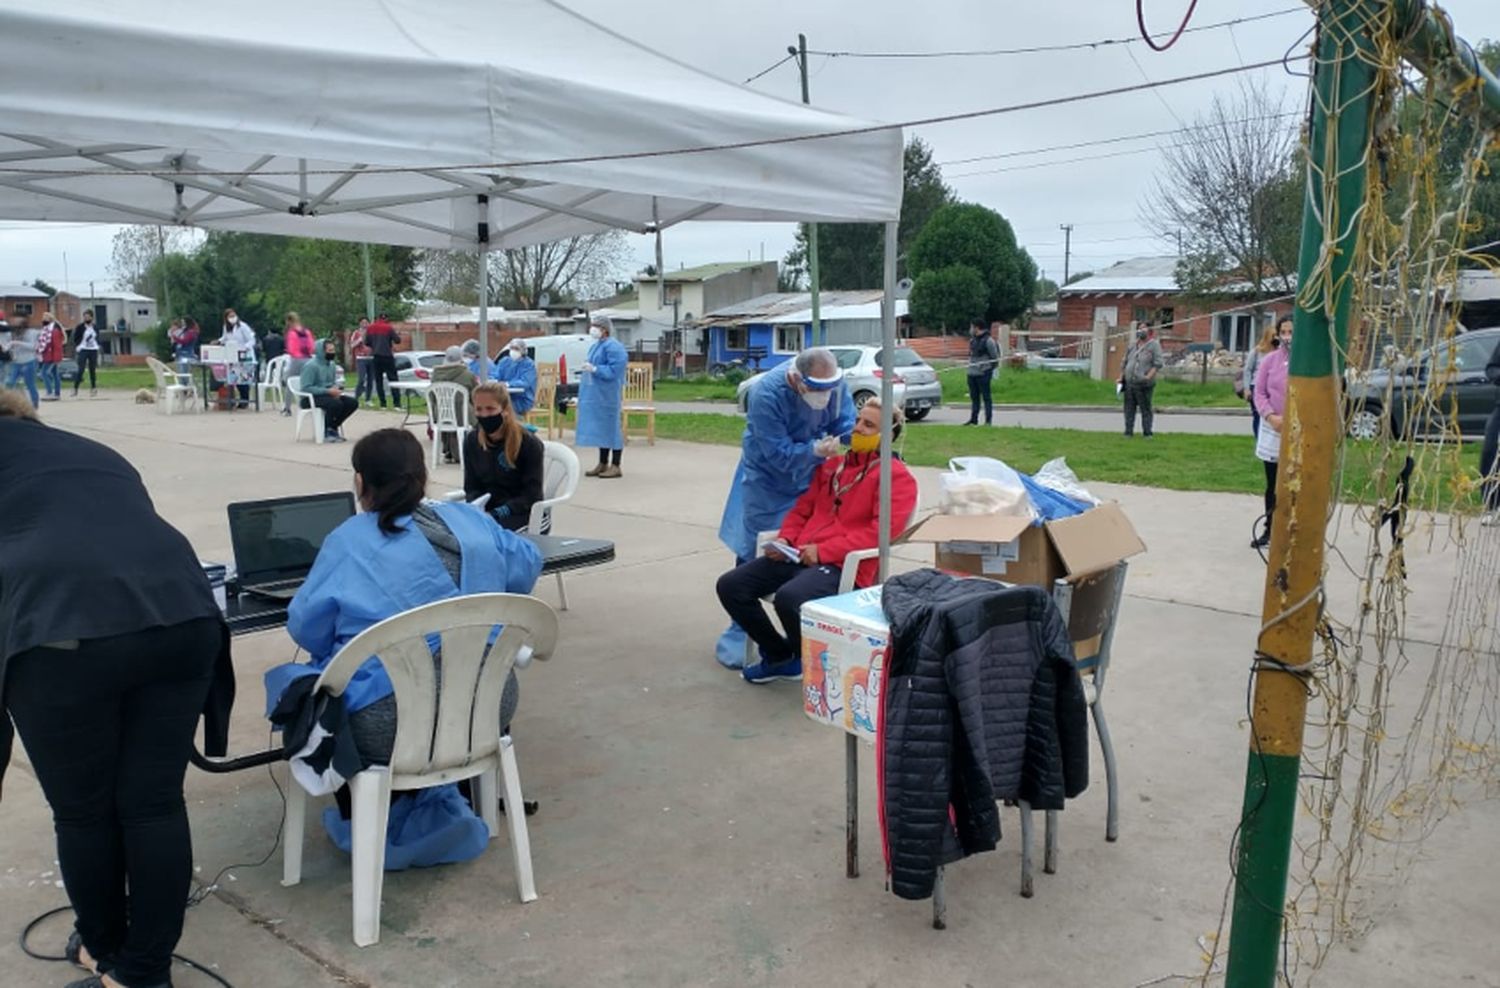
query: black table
[
  {"left": 196, "top": 533, "right": 614, "bottom": 772},
  {"left": 186, "top": 359, "right": 261, "bottom": 412}
]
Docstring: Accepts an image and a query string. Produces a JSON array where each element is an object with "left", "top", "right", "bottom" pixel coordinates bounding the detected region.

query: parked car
[
  {"left": 523, "top": 333, "right": 596, "bottom": 409},
  {"left": 1343, "top": 326, "right": 1500, "bottom": 440},
  {"left": 394, "top": 350, "right": 444, "bottom": 384},
  {"left": 735, "top": 345, "right": 920, "bottom": 416}
]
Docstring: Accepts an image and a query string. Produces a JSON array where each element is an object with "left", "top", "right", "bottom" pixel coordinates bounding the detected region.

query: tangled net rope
[{"left": 1198, "top": 2, "right": 1500, "bottom": 984}]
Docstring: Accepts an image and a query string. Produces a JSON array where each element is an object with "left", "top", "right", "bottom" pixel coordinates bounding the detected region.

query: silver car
[
  {"left": 736, "top": 345, "right": 925, "bottom": 416},
  {"left": 394, "top": 350, "right": 445, "bottom": 383}
]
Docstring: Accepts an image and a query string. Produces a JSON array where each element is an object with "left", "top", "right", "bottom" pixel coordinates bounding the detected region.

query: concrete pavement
[
  {"left": 1, "top": 394, "right": 1495, "bottom": 988},
  {"left": 656, "top": 400, "right": 1253, "bottom": 435}
]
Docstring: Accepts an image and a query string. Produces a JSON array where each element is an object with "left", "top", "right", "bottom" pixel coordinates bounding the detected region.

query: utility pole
[
  {"left": 155, "top": 226, "right": 172, "bottom": 324},
  {"left": 361, "top": 243, "right": 375, "bottom": 321},
  {"left": 790, "top": 33, "right": 823, "bottom": 345},
  {"left": 1058, "top": 224, "right": 1074, "bottom": 285}
]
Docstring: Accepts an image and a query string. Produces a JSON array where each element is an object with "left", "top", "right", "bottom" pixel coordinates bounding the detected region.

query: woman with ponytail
[{"left": 462, "top": 381, "right": 545, "bottom": 531}]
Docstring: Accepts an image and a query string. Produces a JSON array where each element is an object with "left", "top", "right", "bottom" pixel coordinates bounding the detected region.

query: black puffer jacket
[{"left": 880, "top": 569, "right": 1089, "bottom": 900}]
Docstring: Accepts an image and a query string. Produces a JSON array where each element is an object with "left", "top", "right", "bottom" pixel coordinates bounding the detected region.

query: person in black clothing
[
  {"left": 364, "top": 312, "right": 401, "bottom": 408},
  {"left": 965, "top": 317, "right": 999, "bottom": 426},
  {"left": 0, "top": 391, "right": 231, "bottom": 988},
  {"left": 261, "top": 324, "right": 286, "bottom": 362},
  {"left": 1480, "top": 338, "right": 1500, "bottom": 525},
  {"left": 462, "top": 381, "right": 544, "bottom": 531}
]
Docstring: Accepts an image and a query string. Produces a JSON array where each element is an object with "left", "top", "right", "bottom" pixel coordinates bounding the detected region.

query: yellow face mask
[{"left": 848, "top": 432, "right": 881, "bottom": 454}]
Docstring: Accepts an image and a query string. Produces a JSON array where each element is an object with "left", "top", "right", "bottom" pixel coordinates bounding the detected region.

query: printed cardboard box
[{"left": 800, "top": 586, "right": 889, "bottom": 741}]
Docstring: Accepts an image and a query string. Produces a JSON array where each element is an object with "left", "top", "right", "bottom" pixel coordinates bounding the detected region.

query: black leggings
[
  {"left": 311, "top": 393, "right": 358, "bottom": 432},
  {"left": 1264, "top": 459, "right": 1278, "bottom": 522},
  {"left": 73, "top": 349, "right": 98, "bottom": 391},
  {"left": 716, "top": 556, "right": 842, "bottom": 664},
  {"left": 371, "top": 354, "right": 400, "bottom": 407},
  {"left": 597, "top": 448, "right": 622, "bottom": 466},
  {"left": 4, "top": 617, "right": 220, "bottom": 987}
]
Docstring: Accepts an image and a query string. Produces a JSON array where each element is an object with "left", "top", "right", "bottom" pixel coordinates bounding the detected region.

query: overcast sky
[{"left": 1, "top": 0, "right": 1496, "bottom": 295}]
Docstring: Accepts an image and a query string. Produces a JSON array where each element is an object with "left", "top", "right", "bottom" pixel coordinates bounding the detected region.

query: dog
[{"left": 134, "top": 388, "right": 156, "bottom": 405}]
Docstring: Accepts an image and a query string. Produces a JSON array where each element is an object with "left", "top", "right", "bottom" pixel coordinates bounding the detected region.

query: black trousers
[
  {"left": 1123, "top": 380, "right": 1156, "bottom": 436},
  {"left": 1263, "top": 459, "right": 1279, "bottom": 529},
  {"left": 1481, "top": 404, "right": 1500, "bottom": 511},
  {"left": 371, "top": 354, "right": 400, "bottom": 406},
  {"left": 73, "top": 349, "right": 98, "bottom": 391},
  {"left": 716, "top": 556, "right": 842, "bottom": 664},
  {"left": 312, "top": 393, "right": 358, "bottom": 432},
  {"left": 967, "top": 371, "right": 994, "bottom": 424},
  {"left": 4, "top": 618, "right": 220, "bottom": 987}
]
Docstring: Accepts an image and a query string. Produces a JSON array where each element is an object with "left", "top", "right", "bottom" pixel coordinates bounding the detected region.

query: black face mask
[
  {"left": 323, "top": 351, "right": 336, "bottom": 361},
  {"left": 477, "top": 412, "right": 505, "bottom": 433}
]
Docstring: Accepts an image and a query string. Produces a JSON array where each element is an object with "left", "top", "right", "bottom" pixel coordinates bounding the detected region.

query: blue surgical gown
[
  {"left": 491, "top": 355, "right": 538, "bottom": 415},
  {"left": 716, "top": 369, "right": 856, "bottom": 560},
  {"left": 272, "top": 500, "right": 543, "bottom": 715},
  {"left": 574, "top": 337, "right": 628, "bottom": 449}
]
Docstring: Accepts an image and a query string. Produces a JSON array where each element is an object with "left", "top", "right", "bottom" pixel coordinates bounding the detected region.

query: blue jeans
[
  {"left": 6, "top": 359, "right": 38, "bottom": 406},
  {"left": 39, "top": 360, "right": 61, "bottom": 397}
]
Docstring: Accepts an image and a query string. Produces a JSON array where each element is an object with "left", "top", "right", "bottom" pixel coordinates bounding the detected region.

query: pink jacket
[
  {"left": 1254, "top": 347, "right": 1289, "bottom": 418},
  {"left": 285, "top": 325, "right": 315, "bottom": 359}
]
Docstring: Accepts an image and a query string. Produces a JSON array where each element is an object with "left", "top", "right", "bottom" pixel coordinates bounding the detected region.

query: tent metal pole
[
  {"left": 477, "top": 195, "right": 492, "bottom": 381},
  {"left": 361, "top": 243, "right": 374, "bottom": 321},
  {"left": 877, "top": 220, "right": 897, "bottom": 582}
]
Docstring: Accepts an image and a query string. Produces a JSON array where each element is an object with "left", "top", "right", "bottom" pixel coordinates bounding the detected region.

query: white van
[{"left": 520, "top": 333, "right": 595, "bottom": 407}]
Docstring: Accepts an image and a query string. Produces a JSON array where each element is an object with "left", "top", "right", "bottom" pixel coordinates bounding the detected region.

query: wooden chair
[
  {"left": 280, "top": 593, "right": 560, "bottom": 946},
  {"left": 526, "top": 362, "right": 560, "bottom": 439},
  {"left": 620, "top": 361, "right": 655, "bottom": 445}
]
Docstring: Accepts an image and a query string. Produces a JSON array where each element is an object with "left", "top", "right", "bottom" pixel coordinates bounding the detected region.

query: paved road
[{"left": 655, "top": 401, "right": 1253, "bottom": 435}]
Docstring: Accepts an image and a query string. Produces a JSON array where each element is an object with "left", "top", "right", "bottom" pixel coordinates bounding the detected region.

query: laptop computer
[{"left": 227, "top": 492, "right": 356, "bottom": 602}]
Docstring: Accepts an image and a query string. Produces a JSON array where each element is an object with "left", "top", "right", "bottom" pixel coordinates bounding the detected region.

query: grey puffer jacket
[{"left": 880, "top": 569, "right": 1089, "bottom": 900}]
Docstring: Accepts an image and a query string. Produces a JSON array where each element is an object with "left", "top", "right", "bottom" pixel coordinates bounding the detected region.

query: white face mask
[
  {"left": 228, "top": 317, "right": 238, "bottom": 326},
  {"left": 588, "top": 326, "right": 602, "bottom": 339},
  {"left": 802, "top": 389, "right": 832, "bottom": 411},
  {"left": 510, "top": 348, "right": 524, "bottom": 360}
]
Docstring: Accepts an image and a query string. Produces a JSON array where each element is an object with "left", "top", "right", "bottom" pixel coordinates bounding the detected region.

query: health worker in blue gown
[
  {"left": 576, "top": 313, "right": 630, "bottom": 479},
  {"left": 490, "top": 338, "right": 538, "bottom": 415},
  {"left": 713, "top": 347, "right": 855, "bottom": 668}
]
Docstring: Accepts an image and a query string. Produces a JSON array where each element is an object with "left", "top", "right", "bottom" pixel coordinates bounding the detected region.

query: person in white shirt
[
  {"left": 219, "top": 308, "right": 257, "bottom": 408},
  {"left": 72, "top": 312, "right": 101, "bottom": 397}
]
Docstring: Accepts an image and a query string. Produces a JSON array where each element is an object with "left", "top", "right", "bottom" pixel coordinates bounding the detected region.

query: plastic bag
[
  {"left": 939, "top": 456, "right": 1035, "bottom": 519},
  {"left": 1032, "top": 457, "right": 1099, "bottom": 506}
]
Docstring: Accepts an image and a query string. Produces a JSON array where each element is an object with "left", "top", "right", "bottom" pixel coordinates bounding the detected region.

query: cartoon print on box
[
  {"left": 803, "top": 639, "right": 831, "bottom": 721},
  {"left": 846, "top": 646, "right": 885, "bottom": 736},
  {"left": 821, "top": 649, "right": 844, "bottom": 722}
]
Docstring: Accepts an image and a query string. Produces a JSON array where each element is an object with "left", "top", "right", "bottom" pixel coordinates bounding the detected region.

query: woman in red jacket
[{"left": 717, "top": 397, "right": 918, "bottom": 684}]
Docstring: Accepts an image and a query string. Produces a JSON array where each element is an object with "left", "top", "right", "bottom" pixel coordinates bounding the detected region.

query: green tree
[
  {"left": 907, "top": 202, "right": 1037, "bottom": 330},
  {"left": 783, "top": 136, "right": 955, "bottom": 289},
  {"left": 1034, "top": 276, "right": 1059, "bottom": 301},
  {"left": 31, "top": 278, "right": 57, "bottom": 296}
]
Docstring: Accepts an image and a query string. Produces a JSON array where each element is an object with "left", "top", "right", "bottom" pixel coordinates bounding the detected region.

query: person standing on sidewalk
[
  {"left": 37, "top": 312, "right": 64, "bottom": 401},
  {"left": 282, "top": 312, "right": 316, "bottom": 416},
  {"left": 1119, "top": 321, "right": 1164, "bottom": 437},
  {"left": 350, "top": 317, "right": 374, "bottom": 405},
  {"left": 364, "top": 312, "right": 401, "bottom": 409},
  {"left": 1251, "top": 318, "right": 1293, "bottom": 548},
  {"left": 964, "top": 317, "right": 999, "bottom": 426},
  {"left": 71, "top": 311, "right": 100, "bottom": 397},
  {"left": 1478, "top": 335, "right": 1500, "bottom": 526},
  {"left": 1, "top": 317, "right": 40, "bottom": 408},
  {"left": 1240, "top": 322, "right": 1279, "bottom": 437},
  {"left": 577, "top": 314, "right": 629, "bottom": 477}
]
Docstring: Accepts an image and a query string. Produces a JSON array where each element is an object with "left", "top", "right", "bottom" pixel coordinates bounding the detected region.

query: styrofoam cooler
[{"left": 799, "top": 586, "right": 890, "bottom": 741}]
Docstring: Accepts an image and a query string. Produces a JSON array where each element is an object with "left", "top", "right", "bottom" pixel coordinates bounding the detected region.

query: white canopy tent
[{"left": 0, "top": 0, "right": 908, "bottom": 580}]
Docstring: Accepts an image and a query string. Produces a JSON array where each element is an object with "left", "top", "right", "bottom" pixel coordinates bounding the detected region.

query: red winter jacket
[
  {"left": 778, "top": 451, "right": 918, "bottom": 588},
  {"left": 38, "top": 323, "right": 65, "bottom": 363}
]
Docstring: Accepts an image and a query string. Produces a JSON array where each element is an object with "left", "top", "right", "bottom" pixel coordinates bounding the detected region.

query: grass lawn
[
  {"left": 934, "top": 365, "right": 1243, "bottom": 408},
  {"left": 652, "top": 412, "right": 1485, "bottom": 510},
  {"left": 653, "top": 377, "right": 740, "bottom": 402}
]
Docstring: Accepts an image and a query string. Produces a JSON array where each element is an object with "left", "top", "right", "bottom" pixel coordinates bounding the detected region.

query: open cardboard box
[{"left": 903, "top": 501, "right": 1146, "bottom": 592}]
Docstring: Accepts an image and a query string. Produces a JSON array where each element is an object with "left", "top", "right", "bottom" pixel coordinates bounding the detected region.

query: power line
[
  {"left": 742, "top": 53, "right": 795, "bottom": 85},
  {"left": 947, "top": 139, "right": 1198, "bottom": 179},
  {"left": 938, "top": 111, "right": 1301, "bottom": 168},
  {"left": 804, "top": 8, "right": 1303, "bottom": 60},
  {"left": 0, "top": 57, "right": 1289, "bottom": 180}
]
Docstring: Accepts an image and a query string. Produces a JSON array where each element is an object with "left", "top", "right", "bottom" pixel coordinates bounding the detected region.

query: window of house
[
  {"left": 774, "top": 325, "right": 803, "bottom": 353},
  {"left": 13, "top": 302, "right": 33, "bottom": 316},
  {"left": 725, "top": 326, "right": 748, "bottom": 351},
  {"left": 137, "top": 307, "right": 151, "bottom": 317},
  {"left": 1133, "top": 306, "right": 1151, "bottom": 325},
  {"left": 662, "top": 284, "right": 683, "bottom": 305},
  {"left": 1158, "top": 307, "right": 1176, "bottom": 332},
  {"left": 1215, "top": 314, "right": 1254, "bottom": 351}
]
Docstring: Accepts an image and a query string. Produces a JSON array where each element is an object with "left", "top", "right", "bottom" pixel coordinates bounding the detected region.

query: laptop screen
[{"left": 227, "top": 492, "right": 356, "bottom": 585}]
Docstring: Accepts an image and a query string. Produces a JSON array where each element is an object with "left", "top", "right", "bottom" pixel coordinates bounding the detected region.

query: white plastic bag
[
  {"left": 939, "top": 456, "right": 1035, "bottom": 519},
  {"left": 1032, "top": 457, "right": 1099, "bottom": 506}
]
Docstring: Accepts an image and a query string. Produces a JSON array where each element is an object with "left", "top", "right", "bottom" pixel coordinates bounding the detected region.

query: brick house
[{"left": 1056, "top": 257, "right": 1294, "bottom": 360}]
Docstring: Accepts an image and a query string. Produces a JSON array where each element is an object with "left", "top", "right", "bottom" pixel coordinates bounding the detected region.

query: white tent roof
[{"left": 0, "top": 0, "right": 903, "bottom": 250}]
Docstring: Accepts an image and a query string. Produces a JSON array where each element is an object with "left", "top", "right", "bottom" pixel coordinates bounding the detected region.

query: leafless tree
[
  {"left": 419, "top": 230, "right": 630, "bottom": 308},
  {"left": 108, "top": 225, "right": 197, "bottom": 292},
  {"left": 1144, "top": 82, "right": 1302, "bottom": 300}
]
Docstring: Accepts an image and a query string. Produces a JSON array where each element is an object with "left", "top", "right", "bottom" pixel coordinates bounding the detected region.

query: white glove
[
  {"left": 813, "top": 436, "right": 841, "bottom": 458},
  {"left": 580, "top": 362, "right": 596, "bottom": 374}
]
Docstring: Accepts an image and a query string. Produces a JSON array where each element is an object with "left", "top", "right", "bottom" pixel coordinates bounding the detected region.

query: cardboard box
[
  {"left": 800, "top": 587, "right": 890, "bottom": 740},
  {"left": 904, "top": 501, "right": 1146, "bottom": 592}
]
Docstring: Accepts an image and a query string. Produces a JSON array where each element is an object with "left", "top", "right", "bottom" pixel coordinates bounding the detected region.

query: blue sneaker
[{"left": 742, "top": 657, "right": 802, "bottom": 684}]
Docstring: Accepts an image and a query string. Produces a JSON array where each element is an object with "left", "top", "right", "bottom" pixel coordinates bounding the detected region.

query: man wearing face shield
[{"left": 712, "top": 347, "right": 856, "bottom": 669}]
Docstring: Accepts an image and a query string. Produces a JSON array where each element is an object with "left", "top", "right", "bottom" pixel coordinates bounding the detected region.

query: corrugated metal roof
[
  {"left": 0, "top": 283, "right": 49, "bottom": 298},
  {"left": 638, "top": 260, "right": 773, "bottom": 283},
  {"left": 1057, "top": 256, "right": 1180, "bottom": 295},
  {"left": 766, "top": 298, "right": 907, "bottom": 323},
  {"left": 700, "top": 289, "right": 888, "bottom": 325}
]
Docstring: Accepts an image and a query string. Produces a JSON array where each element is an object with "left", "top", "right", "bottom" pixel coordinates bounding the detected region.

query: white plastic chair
[
  {"left": 280, "top": 593, "right": 560, "bottom": 947},
  {"left": 444, "top": 441, "right": 582, "bottom": 610},
  {"left": 145, "top": 356, "right": 197, "bottom": 414},
  {"left": 285, "top": 375, "right": 325, "bottom": 444},
  {"left": 258, "top": 354, "right": 289, "bottom": 409},
  {"left": 426, "top": 381, "right": 471, "bottom": 471},
  {"left": 1016, "top": 560, "right": 1128, "bottom": 898}
]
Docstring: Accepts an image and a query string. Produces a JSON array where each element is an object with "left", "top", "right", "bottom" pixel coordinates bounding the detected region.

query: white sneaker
[{"left": 1481, "top": 512, "right": 1500, "bottom": 527}]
